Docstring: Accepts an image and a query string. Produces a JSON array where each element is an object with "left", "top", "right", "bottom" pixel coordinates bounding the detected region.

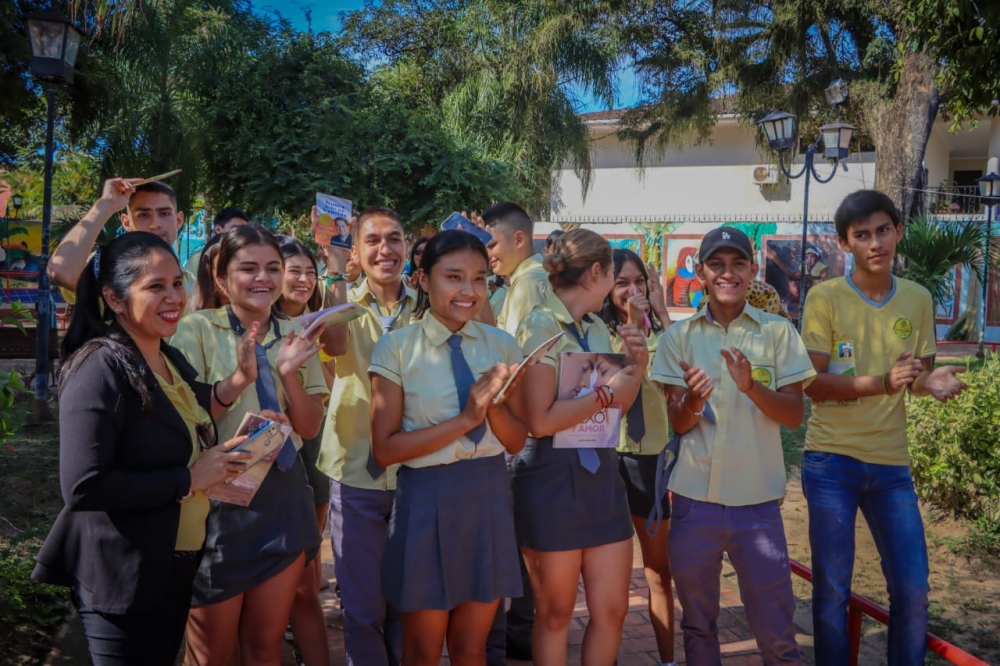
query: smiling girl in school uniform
[{"left": 368, "top": 230, "right": 528, "bottom": 665}]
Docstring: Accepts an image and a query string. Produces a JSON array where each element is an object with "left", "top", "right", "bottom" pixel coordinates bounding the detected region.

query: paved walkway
[{"left": 280, "top": 534, "right": 820, "bottom": 665}]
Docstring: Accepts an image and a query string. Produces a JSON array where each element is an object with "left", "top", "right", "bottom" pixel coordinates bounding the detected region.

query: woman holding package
[
  {"left": 511, "top": 229, "right": 647, "bottom": 665},
  {"left": 32, "top": 231, "right": 252, "bottom": 666}
]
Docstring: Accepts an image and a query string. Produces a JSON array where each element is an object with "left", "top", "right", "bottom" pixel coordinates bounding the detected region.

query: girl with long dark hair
[
  {"left": 599, "top": 248, "right": 677, "bottom": 665},
  {"left": 172, "top": 225, "right": 330, "bottom": 665}
]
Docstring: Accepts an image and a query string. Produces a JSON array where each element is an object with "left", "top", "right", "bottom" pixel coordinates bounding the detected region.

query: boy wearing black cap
[{"left": 650, "top": 227, "right": 815, "bottom": 664}]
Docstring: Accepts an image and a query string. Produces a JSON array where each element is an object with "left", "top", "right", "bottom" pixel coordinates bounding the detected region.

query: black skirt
[
  {"left": 192, "top": 455, "right": 320, "bottom": 605},
  {"left": 511, "top": 437, "right": 634, "bottom": 552}
]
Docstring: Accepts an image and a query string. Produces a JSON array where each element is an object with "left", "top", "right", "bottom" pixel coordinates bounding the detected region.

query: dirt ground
[{"left": 781, "top": 473, "right": 1000, "bottom": 663}]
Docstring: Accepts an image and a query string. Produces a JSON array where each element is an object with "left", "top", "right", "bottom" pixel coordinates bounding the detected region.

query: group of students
[{"left": 31, "top": 177, "right": 968, "bottom": 666}]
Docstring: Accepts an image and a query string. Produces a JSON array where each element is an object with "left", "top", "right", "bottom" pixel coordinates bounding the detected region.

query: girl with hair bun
[
  {"left": 510, "top": 229, "right": 648, "bottom": 664},
  {"left": 33, "top": 232, "right": 252, "bottom": 666}
]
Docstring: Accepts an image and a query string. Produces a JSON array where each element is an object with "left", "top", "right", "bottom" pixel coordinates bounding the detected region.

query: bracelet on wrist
[
  {"left": 881, "top": 373, "right": 891, "bottom": 395},
  {"left": 213, "top": 381, "right": 235, "bottom": 408},
  {"left": 681, "top": 392, "right": 705, "bottom": 417},
  {"left": 323, "top": 273, "right": 349, "bottom": 287}
]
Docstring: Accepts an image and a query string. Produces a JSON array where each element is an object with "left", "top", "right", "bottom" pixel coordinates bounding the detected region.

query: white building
[{"left": 542, "top": 109, "right": 999, "bottom": 340}]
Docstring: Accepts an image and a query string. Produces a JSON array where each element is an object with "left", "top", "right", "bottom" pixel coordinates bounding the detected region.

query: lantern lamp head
[
  {"left": 819, "top": 120, "right": 856, "bottom": 161},
  {"left": 23, "top": 10, "right": 83, "bottom": 84},
  {"left": 977, "top": 172, "right": 1000, "bottom": 201},
  {"left": 758, "top": 109, "right": 797, "bottom": 152}
]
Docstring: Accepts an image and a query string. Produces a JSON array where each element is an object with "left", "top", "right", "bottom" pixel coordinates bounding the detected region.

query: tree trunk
[{"left": 873, "top": 48, "right": 940, "bottom": 221}]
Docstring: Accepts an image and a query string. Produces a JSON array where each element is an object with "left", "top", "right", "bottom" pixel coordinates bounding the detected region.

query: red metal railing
[
  {"left": 789, "top": 559, "right": 988, "bottom": 665},
  {"left": 936, "top": 340, "right": 1000, "bottom": 354}
]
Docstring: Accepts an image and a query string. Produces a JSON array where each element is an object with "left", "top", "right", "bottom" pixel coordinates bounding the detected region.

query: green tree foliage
[
  {"left": 342, "top": 0, "right": 621, "bottom": 213},
  {"left": 201, "top": 29, "right": 527, "bottom": 228},
  {"left": 902, "top": 0, "right": 1000, "bottom": 123},
  {"left": 617, "top": 0, "right": 895, "bottom": 157},
  {"left": 895, "top": 216, "right": 993, "bottom": 309}
]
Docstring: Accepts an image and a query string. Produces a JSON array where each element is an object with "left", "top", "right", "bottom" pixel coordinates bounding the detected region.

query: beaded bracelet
[{"left": 323, "top": 273, "right": 349, "bottom": 287}]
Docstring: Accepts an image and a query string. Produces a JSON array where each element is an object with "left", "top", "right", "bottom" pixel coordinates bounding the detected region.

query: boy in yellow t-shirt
[{"left": 800, "top": 189, "right": 967, "bottom": 665}]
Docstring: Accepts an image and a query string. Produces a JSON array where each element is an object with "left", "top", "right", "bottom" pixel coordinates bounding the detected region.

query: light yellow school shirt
[
  {"left": 170, "top": 308, "right": 330, "bottom": 448},
  {"left": 801, "top": 275, "right": 936, "bottom": 466},
  {"left": 612, "top": 330, "right": 671, "bottom": 455},
  {"left": 497, "top": 254, "right": 550, "bottom": 336},
  {"left": 369, "top": 315, "right": 523, "bottom": 467},
  {"left": 153, "top": 356, "right": 211, "bottom": 551},
  {"left": 316, "top": 281, "right": 419, "bottom": 491},
  {"left": 650, "top": 304, "right": 816, "bottom": 506},
  {"left": 490, "top": 286, "right": 508, "bottom": 318},
  {"left": 516, "top": 293, "right": 614, "bottom": 413}
]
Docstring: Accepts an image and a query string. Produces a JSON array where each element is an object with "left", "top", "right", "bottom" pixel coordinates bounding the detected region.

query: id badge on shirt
[{"left": 820, "top": 340, "right": 860, "bottom": 406}]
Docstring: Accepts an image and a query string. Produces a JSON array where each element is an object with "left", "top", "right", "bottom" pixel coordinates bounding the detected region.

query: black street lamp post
[
  {"left": 976, "top": 172, "right": 999, "bottom": 359},
  {"left": 3, "top": 194, "right": 23, "bottom": 271},
  {"left": 23, "top": 10, "right": 83, "bottom": 423},
  {"left": 757, "top": 81, "right": 856, "bottom": 329}
]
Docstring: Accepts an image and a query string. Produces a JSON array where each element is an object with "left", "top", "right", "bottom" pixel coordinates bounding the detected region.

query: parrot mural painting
[{"left": 663, "top": 237, "right": 706, "bottom": 309}]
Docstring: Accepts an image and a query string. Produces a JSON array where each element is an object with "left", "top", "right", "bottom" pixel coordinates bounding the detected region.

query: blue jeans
[{"left": 801, "top": 451, "right": 929, "bottom": 666}]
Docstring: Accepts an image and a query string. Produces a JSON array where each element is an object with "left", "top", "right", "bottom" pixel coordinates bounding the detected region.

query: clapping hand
[
  {"left": 924, "top": 365, "right": 967, "bottom": 403},
  {"left": 720, "top": 347, "right": 754, "bottom": 393},
  {"left": 678, "top": 359, "right": 713, "bottom": 412},
  {"left": 885, "top": 352, "right": 923, "bottom": 394},
  {"left": 617, "top": 323, "right": 649, "bottom": 369},
  {"left": 234, "top": 321, "right": 260, "bottom": 385},
  {"left": 464, "top": 364, "right": 511, "bottom": 422},
  {"left": 276, "top": 324, "right": 325, "bottom": 379},
  {"left": 626, "top": 287, "right": 650, "bottom": 329}
]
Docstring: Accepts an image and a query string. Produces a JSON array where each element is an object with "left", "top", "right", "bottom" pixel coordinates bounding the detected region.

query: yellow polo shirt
[
  {"left": 316, "top": 281, "right": 418, "bottom": 491},
  {"left": 490, "top": 286, "right": 508, "bottom": 317},
  {"left": 170, "top": 308, "right": 330, "bottom": 448},
  {"left": 516, "top": 292, "right": 613, "bottom": 408},
  {"left": 801, "top": 275, "right": 936, "bottom": 465},
  {"left": 153, "top": 356, "right": 211, "bottom": 551},
  {"left": 369, "top": 315, "right": 523, "bottom": 468},
  {"left": 612, "top": 330, "right": 671, "bottom": 455},
  {"left": 650, "top": 304, "right": 816, "bottom": 506},
  {"left": 497, "top": 254, "right": 550, "bottom": 336}
]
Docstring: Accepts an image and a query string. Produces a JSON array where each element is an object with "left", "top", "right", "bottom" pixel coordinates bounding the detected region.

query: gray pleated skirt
[
  {"left": 512, "top": 437, "right": 634, "bottom": 552},
  {"left": 381, "top": 455, "right": 522, "bottom": 612},
  {"left": 192, "top": 454, "right": 321, "bottom": 605}
]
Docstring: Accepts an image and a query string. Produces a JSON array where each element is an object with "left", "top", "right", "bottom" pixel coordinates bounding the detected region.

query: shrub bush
[{"left": 908, "top": 356, "right": 1000, "bottom": 534}]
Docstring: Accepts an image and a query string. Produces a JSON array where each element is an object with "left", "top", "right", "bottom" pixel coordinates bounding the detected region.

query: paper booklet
[
  {"left": 315, "top": 192, "right": 353, "bottom": 248},
  {"left": 818, "top": 339, "right": 861, "bottom": 406},
  {"left": 295, "top": 302, "right": 366, "bottom": 336},
  {"left": 552, "top": 351, "right": 625, "bottom": 449},
  {"left": 205, "top": 412, "right": 293, "bottom": 507},
  {"left": 492, "top": 330, "right": 565, "bottom": 404}
]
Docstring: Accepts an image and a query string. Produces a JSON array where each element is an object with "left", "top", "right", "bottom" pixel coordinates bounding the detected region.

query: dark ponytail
[
  {"left": 60, "top": 232, "right": 180, "bottom": 410},
  {"left": 413, "top": 230, "right": 489, "bottom": 319}
]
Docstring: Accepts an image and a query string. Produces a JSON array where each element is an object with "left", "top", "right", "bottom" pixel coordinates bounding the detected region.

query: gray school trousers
[{"left": 329, "top": 479, "right": 402, "bottom": 666}]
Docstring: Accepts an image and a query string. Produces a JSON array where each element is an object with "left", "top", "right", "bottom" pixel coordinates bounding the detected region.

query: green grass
[
  {"left": 935, "top": 356, "right": 985, "bottom": 372},
  {"left": 780, "top": 401, "right": 810, "bottom": 474},
  {"left": 0, "top": 401, "right": 69, "bottom": 665}
]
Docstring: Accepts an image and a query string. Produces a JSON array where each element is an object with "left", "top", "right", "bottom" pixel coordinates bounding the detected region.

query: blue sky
[{"left": 249, "top": 0, "right": 640, "bottom": 113}]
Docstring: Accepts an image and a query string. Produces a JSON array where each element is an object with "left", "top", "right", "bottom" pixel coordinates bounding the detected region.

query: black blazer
[{"left": 32, "top": 341, "right": 215, "bottom": 614}]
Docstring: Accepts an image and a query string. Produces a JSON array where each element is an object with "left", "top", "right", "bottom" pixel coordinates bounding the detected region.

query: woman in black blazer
[{"left": 32, "top": 230, "right": 257, "bottom": 666}]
